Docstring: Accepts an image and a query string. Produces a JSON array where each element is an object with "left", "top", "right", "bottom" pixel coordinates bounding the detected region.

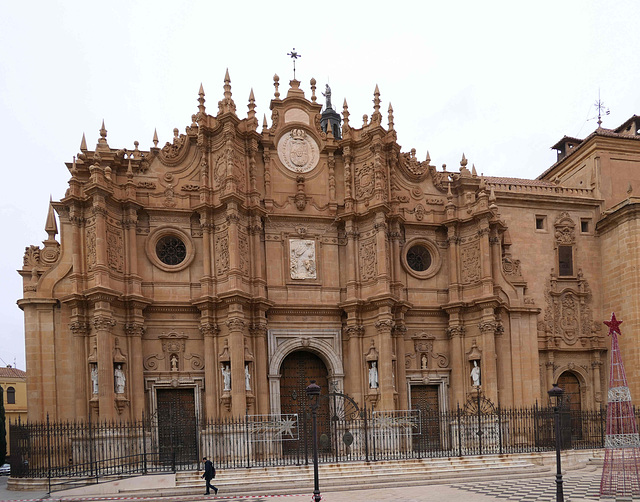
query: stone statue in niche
[
  {"left": 245, "top": 364, "right": 251, "bottom": 391},
  {"left": 290, "top": 239, "right": 317, "bottom": 279},
  {"left": 221, "top": 364, "right": 231, "bottom": 391},
  {"left": 90, "top": 365, "right": 98, "bottom": 394},
  {"left": 171, "top": 354, "right": 178, "bottom": 372},
  {"left": 114, "top": 364, "right": 126, "bottom": 394},
  {"left": 369, "top": 361, "right": 379, "bottom": 389},
  {"left": 471, "top": 360, "right": 481, "bottom": 387},
  {"left": 421, "top": 354, "right": 428, "bottom": 370}
]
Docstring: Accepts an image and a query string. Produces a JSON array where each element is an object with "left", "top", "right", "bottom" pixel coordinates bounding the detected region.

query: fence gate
[{"left": 156, "top": 388, "right": 198, "bottom": 467}]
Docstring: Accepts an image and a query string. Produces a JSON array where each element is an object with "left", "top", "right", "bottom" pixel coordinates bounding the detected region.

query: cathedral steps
[{"left": 116, "top": 454, "right": 554, "bottom": 498}]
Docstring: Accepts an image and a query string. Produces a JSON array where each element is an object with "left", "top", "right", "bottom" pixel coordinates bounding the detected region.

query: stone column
[
  {"left": 393, "top": 323, "right": 408, "bottom": 408},
  {"left": 446, "top": 225, "right": 460, "bottom": 303},
  {"left": 70, "top": 320, "right": 89, "bottom": 420},
  {"left": 478, "top": 220, "right": 493, "bottom": 296},
  {"left": 123, "top": 206, "right": 140, "bottom": 296},
  {"left": 200, "top": 322, "right": 218, "bottom": 419},
  {"left": 478, "top": 314, "right": 499, "bottom": 404},
  {"left": 375, "top": 318, "right": 395, "bottom": 410},
  {"left": 251, "top": 323, "right": 269, "bottom": 415},
  {"left": 125, "top": 322, "right": 145, "bottom": 420},
  {"left": 592, "top": 356, "right": 603, "bottom": 406},
  {"left": 93, "top": 310, "right": 116, "bottom": 421},
  {"left": 226, "top": 317, "right": 247, "bottom": 417},
  {"left": 345, "top": 221, "right": 358, "bottom": 300},
  {"left": 344, "top": 324, "right": 364, "bottom": 403},
  {"left": 447, "top": 315, "right": 465, "bottom": 406},
  {"left": 374, "top": 213, "right": 390, "bottom": 290}
]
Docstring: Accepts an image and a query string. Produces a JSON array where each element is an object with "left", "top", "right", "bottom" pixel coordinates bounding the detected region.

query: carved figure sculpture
[
  {"left": 322, "top": 84, "right": 332, "bottom": 110},
  {"left": 245, "top": 364, "right": 251, "bottom": 391},
  {"left": 471, "top": 360, "right": 481, "bottom": 387},
  {"left": 171, "top": 354, "right": 178, "bottom": 371},
  {"left": 222, "top": 364, "right": 231, "bottom": 391},
  {"left": 421, "top": 354, "right": 428, "bottom": 369},
  {"left": 369, "top": 361, "right": 379, "bottom": 389},
  {"left": 114, "top": 364, "right": 126, "bottom": 394},
  {"left": 91, "top": 365, "right": 98, "bottom": 394}
]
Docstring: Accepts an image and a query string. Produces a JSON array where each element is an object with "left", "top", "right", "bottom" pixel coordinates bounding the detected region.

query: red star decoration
[{"left": 604, "top": 312, "right": 623, "bottom": 336}]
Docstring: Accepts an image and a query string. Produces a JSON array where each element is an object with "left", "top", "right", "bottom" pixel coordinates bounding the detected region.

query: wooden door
[
  {"left": 156, "top": 388, "right": 197, "bottom": 466},
  {"left": 410, "top": 385, "right": 441, "bottom": 451},
  {"left": 279, "top": 351, "right": 330, "bottom": 456}
]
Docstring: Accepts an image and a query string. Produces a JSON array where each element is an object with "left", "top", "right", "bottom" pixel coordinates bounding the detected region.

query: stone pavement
[{"left": 1, "top": 467, "right": 637, "bottom": 502}]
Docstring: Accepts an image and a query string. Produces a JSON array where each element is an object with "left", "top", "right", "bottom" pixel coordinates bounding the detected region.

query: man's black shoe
[{"left": 214, "top": 487, "right": 218, "bottom": 495}]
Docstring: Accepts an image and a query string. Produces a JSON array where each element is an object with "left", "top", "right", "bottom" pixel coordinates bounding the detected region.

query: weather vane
[
  {"left": 595, "top": 89, "right": 610, "bottom": 127},
  {"left": 287, "top": 48, "right": 301, "bottom": 79}
]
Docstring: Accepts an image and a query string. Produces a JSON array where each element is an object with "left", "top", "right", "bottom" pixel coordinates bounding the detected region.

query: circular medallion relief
[{"left": 277, "top": 128, "right": 319, "bottom": 173}]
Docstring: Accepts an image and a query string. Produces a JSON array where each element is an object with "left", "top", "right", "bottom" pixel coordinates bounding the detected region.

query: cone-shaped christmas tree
[{"left": 600, "top": 312, "right": 640, "bottom": 498}]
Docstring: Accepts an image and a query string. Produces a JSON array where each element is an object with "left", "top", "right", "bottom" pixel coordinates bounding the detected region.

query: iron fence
[{"left": 9, "top": 404, "right": 618, "bottom": 484}]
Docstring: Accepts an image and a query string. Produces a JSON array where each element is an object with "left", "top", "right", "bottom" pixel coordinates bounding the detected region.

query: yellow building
[{"left": 0, "top": 366, "right": 27, "bottom": 457}]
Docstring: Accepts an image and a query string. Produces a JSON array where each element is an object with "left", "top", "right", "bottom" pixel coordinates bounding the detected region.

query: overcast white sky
[{"left": 1, "top": 1, "right": 639, "bottom": 371}]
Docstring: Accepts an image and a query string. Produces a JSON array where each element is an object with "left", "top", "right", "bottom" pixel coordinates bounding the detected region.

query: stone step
[{"left": 115, "top": 456, "right": 550, "bottom": 498}]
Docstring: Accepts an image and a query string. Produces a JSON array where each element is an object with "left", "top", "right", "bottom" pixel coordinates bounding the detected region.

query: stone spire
[
  {"left": 153, "top": 129, "right": 159, "bottom": 148},
  {"left": 80, "top": 133, "right": 87, "bottom": 152},
  {"left": 388, "top": 103, "right": 394, "bottom": 131},
  {"left": 218, "top": 68, "right": 236, "bottom": 115},
  {"left": 342, "top": 99, "right": 350, "bottom": 130},
  {"left": 371, "top": 84, "right": 382, "bottom": 124},
  {"left": 248, "top": 88, "right": 256, "bottom": 121},
  {"left": 96, "top": 120, "right": 109, "bottom": 151},
  {"left": 45, "top": 197, "right": 58, "bottom": 239},
  {"left": 198, "top": 83, "right": 206, "bottom": 115}
]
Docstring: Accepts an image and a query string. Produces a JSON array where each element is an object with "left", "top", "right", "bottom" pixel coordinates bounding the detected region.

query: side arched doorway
[
  {"left": 279, "top": 351, "right": 330, "bottom": 457},
  {"left": 557, "top": 371, "right": 582, "bottom": 440}
]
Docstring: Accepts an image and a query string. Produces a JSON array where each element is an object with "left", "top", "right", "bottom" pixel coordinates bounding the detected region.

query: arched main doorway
[
  {"left": 557, "top": 371, "right": 582, "bottom": 440},
  {"left": 279, "top": 351, "right": 330, "bottom": 456}
]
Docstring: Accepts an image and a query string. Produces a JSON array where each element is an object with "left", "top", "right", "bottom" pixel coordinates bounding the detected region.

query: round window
[
  {"left": 406, "top": 245, "right": 431, "bottom": 272},
  {"left": 156, "top": 236, "right": 187, "bottom": 266}
]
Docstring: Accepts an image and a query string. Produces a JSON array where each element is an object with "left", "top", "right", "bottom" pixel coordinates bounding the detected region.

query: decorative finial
[
  {"left": 287, "top": 48, "right": 301, "bottom": 79},
  {"left": 127, "top": 157, "right": 133, "bottom": 179},
  {"left": 372, "top": 85, "right": 381, "bottom": 123},
  {"left": 342, "top": 99, "right": 350, "bottom": 128},
  {"left": 153, "top": 129, "right": 158, "bottom": 148},
  {"left": 219, "top": 68, "right": 236, "bottom": 114},
  {"left": 310, "top": 78, "right": 317, "bottom": 102},
  {"left": 80, "top": 133, "right": 87, "bottom": 151},
  {"left": 198, "top": 83, "right": 206, "bottom": 115},
  {"left": 461, "top": 153, "right": 468, "bottom": 168},
  {"left": 426, "top": 151, "right": 431, "bottom": 164},
  {"left": 97, "top": 120, "right": 108, "bottom": 147},
  {"left": 388, "top": 103, "right": 394, "bottom": 130},
  {"left": 472, "top": 164, "right": 477, "bottom": 177},
  {"left": 45, "top": 197, "right": 58, "bottom": 238},
  {"left": 273, "top": 74, "right": 280, "bottom": 99},
  {"left": 248, "top": 88, "right": 256, "bottom": 120},
  {"left": 262, "top": 114, "right": 268, "bottom": 132}
]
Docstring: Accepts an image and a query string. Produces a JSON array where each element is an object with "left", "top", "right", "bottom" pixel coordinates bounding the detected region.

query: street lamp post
[
  {"left": 305, "top": 380, "right": 322, "bottom": 502},
  {"left": 548, "top": 383, "right": 565, "bottom": 502}
]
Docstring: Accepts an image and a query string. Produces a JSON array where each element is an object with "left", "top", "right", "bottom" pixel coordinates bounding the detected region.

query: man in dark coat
[{"left": 201, "top": 457, "right": 218, "bottom": 495}]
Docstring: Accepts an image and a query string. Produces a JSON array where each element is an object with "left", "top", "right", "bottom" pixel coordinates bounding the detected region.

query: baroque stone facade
[{"left": 18, "top": 71, "right": 640, "bottom": 422}]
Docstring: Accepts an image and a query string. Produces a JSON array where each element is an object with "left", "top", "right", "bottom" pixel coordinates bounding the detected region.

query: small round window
[
  {"left": 156, "top": 236, "right": 187, "bottom": 266},
  {"left": 407, "top": 245, "right": 431, "bottom": 272}
]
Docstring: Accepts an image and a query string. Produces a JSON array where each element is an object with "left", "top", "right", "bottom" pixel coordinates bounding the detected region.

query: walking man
[{"left": 202, "top": 457, "right": 218, "bottom": 495}]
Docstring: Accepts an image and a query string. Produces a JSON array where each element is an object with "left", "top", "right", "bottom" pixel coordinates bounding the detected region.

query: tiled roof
[
  {"left": 0, "top": 366, "right": 26, "bottom": 379},
  {"left": 485, "top": 176, "right": 556, "bottom": 187}
]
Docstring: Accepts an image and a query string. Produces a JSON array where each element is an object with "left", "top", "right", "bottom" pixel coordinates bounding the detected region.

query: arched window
[{"left": 6, "top": 386, "right": 16, "bottom": 404}]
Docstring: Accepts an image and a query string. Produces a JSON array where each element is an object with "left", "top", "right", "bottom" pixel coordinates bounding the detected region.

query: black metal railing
[{"left": 9, "top": 405, "right": 620, "bottom": 486}]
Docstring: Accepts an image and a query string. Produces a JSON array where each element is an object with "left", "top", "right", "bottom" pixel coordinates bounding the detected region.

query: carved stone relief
[
  {"left": 277, "top": 129, "right": 319, "bottom": 173},
  {"left": 289, "top": 239, "right": 317, "bottom": 279},
  {"left": 554, "top": 212, "right": 576, "bottom": 245},
  {"left": 239, "top": 233, "right": 249, "bottom": 276},
  {"left": 107, "top": 229, "right": 124, "bottom": 272},
  {"left": 359, "top": 238, "right": 377, "bottom": 281},
  {"left": 460, "top": 242, "right": 481, "bottom": 284},
  {"left": 216, "top": 234, "right": 230, "bottom": 275},
  {"left": 410, "top": 333, "right": 449, "bottom": 369},
  {"left": 86, "top": 226, "right": 96, "bottom": 270},
  {"left": 355, "top": 162, "right": 374, "bottom": 199}
]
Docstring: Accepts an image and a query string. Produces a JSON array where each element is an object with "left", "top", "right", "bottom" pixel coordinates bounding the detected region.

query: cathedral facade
[{"left": 18, "top": 71, "right": 640, "bottom": 423}]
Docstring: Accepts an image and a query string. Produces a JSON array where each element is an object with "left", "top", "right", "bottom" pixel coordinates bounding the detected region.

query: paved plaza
[{"left": 2, "top": 466, "right": 638, "bottom": 502}]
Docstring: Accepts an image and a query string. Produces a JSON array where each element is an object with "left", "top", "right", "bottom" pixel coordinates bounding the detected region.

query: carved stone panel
[
  {"left": 460, "top": 243, "right": 481, "bottom": 284},
  {"left": 359, "top": 238, "right": 377, "bottom": 281},
  {"left": 216, "top": 234, "right": 230, "bottom": 275},
  {"left": 289, "top": 239, "right": 317, "bottom": 280}
]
